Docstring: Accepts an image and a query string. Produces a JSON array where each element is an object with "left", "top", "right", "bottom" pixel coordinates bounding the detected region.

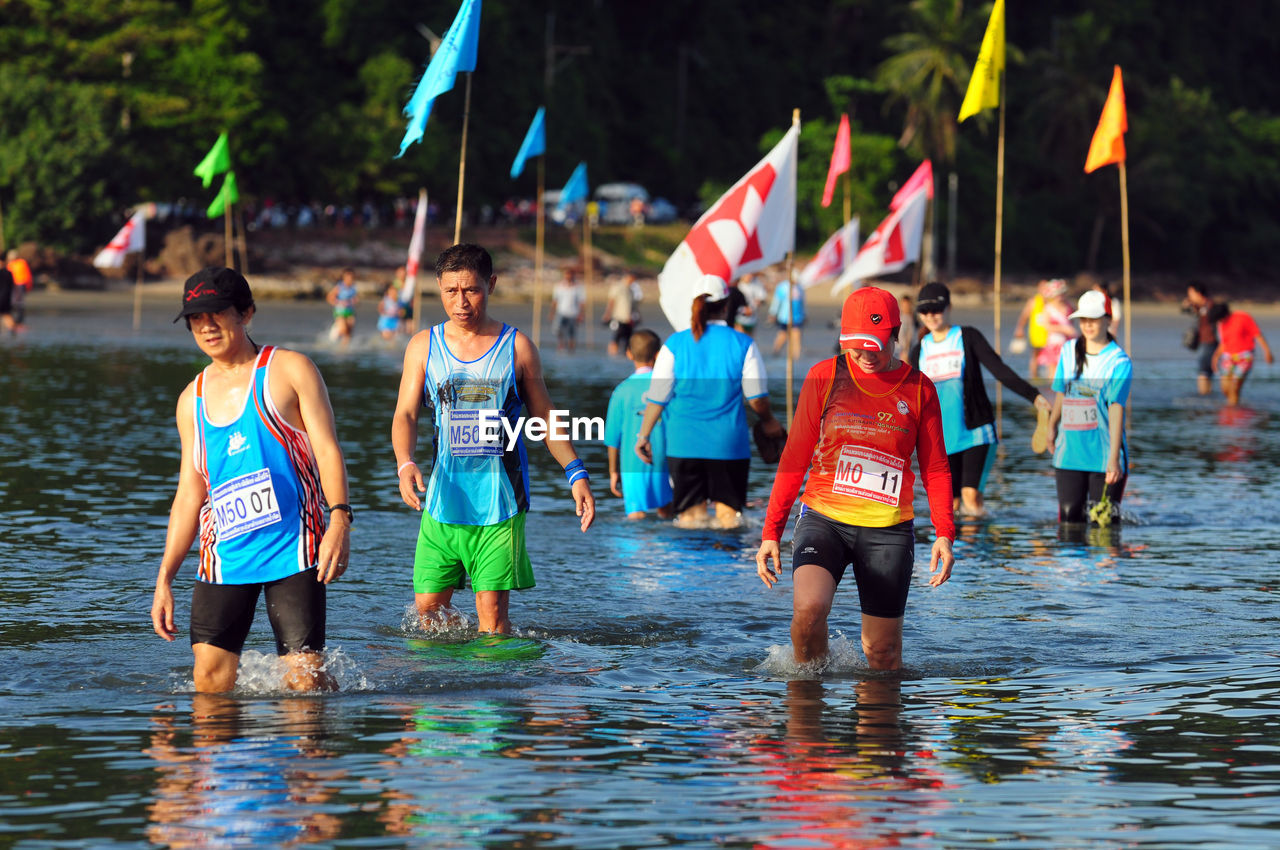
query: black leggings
[{"left": 1055, "top": 468, "right": 1126, "bottom": 524}]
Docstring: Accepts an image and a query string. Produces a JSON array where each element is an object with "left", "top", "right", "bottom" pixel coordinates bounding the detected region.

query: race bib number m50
[
  {"left": 448, "top": 408, "right": 503, "bottom": 456},
  {"left": 832, "top": 445, "right": 905, "bottom": 507},
  {"left": 210, "top": 468, "right": 281, "bottom": 541}
]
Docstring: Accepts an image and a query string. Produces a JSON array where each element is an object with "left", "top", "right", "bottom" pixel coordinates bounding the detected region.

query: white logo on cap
[{"left": 870, "top": 314, "right": 883, "bottom": 325}]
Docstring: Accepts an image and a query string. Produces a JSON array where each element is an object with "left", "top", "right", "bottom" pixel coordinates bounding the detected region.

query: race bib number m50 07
[{"left": 210, "top": 468, "right": 281, "bottom": 541}]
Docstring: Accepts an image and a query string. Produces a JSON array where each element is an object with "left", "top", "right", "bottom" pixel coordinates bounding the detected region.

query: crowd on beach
[{"left": 132, "top": 243, "right": 1276, "bottom": 696}]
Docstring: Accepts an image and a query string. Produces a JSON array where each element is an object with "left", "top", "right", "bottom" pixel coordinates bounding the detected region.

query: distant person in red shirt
[
  {"left": 755, "top": 287, "right": 954, "bottom": 671},
  {"left": 1209, "top": 302, "right": 1273, "bottom": 406}
]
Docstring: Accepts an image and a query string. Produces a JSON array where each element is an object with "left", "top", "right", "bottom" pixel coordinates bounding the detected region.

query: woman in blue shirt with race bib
[{"left": 1045, "top": 289, "right": 1133, "bottom": 525}]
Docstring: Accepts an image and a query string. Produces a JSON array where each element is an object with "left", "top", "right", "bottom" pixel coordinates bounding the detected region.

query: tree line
[{"left": 0, "top": 0, "right": 1276, "bottom": 280}]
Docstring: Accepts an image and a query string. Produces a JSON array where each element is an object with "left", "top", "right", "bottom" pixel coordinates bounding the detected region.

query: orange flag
[{"left": 1085, "top": 66, "right": 1127, "bottom": 173}]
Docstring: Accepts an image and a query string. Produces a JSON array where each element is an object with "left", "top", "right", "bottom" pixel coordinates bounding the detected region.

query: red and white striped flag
[
  {"left": 798, "top": 217, "right": 859, "bottom": 289},
  {"left": 658, "top": 124, "right": 798, "bottom": 331},
  {"left": 832, "top": 185, "right": 928, "bottom": 294},
  {"left": 92, "top": 210, "right": 147, "bottom": 269},
  {"left": 399, "top": 188, "right": 429, "bottom": 304}
]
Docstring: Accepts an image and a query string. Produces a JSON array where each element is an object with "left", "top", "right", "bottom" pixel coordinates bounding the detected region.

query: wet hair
[
  {"left": 690, "top": 295, "right": 729, "bottom": 341},
  {"left": 435, "top": 243, "right": 493, "bottom": 281},
  {"left": 628, "top": 328, "right": 662, "bottom": 363},
  {"left": 1207, "top": 302, "right": 1230, "bottom": 324}
]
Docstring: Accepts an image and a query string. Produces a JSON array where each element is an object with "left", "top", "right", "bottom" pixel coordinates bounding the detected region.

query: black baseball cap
[
  {"left": 175, "top": 267, "right": 254, "bottom": 322},
  {"left": 916, "top": 281, "right": 951, "bottom": 314}
]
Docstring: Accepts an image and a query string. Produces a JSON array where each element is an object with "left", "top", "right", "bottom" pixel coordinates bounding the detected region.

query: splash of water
[{"left": 753, "top": 632, "right": 866, "bottom": 678}]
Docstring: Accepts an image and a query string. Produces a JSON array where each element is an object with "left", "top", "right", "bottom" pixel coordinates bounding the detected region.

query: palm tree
[{"left": 876, "top": 0, "right": 991, "bottom": 280}]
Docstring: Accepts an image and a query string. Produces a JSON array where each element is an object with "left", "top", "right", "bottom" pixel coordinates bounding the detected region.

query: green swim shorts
[{"left": 413, "top": 511, "right": 535, "bottom": 594}]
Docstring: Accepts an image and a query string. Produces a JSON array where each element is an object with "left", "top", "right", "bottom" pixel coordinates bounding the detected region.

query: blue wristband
[{"left": 564, "top": 459, "right": 588, "bottom": 487}]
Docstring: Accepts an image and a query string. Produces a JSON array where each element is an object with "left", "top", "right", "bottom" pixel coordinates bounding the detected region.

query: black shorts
[
  {"left": 791, "top": 509, "right": 914, "bottom": 618},
  {"left": 190, "top": 569, "right": 326, "bottom": 655},
  {"left": 668, "top": 456, "right": 749, "bottom": 514},
  {"left": 611, "top": 321, "right": 634, "bottom": 347},
  {"left": 948, "top": 443, "right": 993, "bottom": 497},
  {"left": 1055, "top": 468, "right": 1126, "bottom": 524}
]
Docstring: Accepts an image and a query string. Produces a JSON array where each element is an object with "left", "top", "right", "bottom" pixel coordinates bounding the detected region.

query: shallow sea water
[{"left": 2, "top": 290, "right": 1279, "bottom": 848}]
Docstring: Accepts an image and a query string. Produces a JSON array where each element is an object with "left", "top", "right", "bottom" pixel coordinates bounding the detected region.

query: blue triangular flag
[
  {"left": 510, "top": 107, "right": 546, "bottom": 179},
  {"left": 397, "top": 0, "right": 483, "bottom": 158},
  {"left": 558, "top": 161, "right": 589, "bottom": 212}
]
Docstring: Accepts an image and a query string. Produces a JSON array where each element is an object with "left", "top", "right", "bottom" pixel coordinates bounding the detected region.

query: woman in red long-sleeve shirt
[{"left": 755, "top": 287, "right": 955, "bottom": 671}]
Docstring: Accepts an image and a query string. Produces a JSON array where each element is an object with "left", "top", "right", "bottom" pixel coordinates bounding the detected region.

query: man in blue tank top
[
  {"left": 393, "top": 244, "right": 596, "bottom": 635},
  {"left": 151, "top": 268, "right": 353, "bottom": 693}
]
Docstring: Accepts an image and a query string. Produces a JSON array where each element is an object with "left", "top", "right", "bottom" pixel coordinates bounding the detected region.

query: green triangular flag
[
  {"left": 194, "top": 132, "right": 232, "bottom": 188},
  {"left": 206, "top": 171, "right": 239, "bottom": 218}
]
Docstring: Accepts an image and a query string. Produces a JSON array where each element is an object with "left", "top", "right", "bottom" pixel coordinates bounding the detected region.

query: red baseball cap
[{"left": 839, "top": 286, "right": 900, "bottom": 351}]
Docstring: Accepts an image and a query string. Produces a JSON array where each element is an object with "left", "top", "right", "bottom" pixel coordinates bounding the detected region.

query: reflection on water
[
  {"left": 4, "top": 301, "right": 1280, "bottom": 846},
  {"left": 146, "top": 696, "right": 343, "bottom": 847}
]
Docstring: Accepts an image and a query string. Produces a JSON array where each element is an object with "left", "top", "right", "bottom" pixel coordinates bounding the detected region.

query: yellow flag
[
  {"left": 1084, "top": 66, "right": 1127, "bottom": 173},
  {"left": 958, "top": 0, "right": 1006, "bottom": 122}
]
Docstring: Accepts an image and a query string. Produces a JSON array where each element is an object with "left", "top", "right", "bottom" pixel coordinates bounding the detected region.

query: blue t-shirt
[
  {"left": 604, "top": 369, "right": 673, "bottom": 514},
  {"left": 1051, "top": 340, "right": 1132, "bottom": 474},
  {"left": 918, "top": 326, "right": 996, "bottom": 453},
  {"left": 645, "top": 324, "right": 765, "bottom": 460}
]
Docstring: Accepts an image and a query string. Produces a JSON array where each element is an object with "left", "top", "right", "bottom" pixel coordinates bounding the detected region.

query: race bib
[
  {"left": 210, "top": 468, "right": 281, "bottom": 541},
  {"left": 923, "top": 350, "right": 963, "bottom": 383},
  {"left": 1062, "top": 397, "right": 1099, "bottom": 431},
  {"left": 448, "top": 408, "right": 503, "bottom": 456},
  {"left": 832, "top": 445, "right": 905, "bottom": 506}
]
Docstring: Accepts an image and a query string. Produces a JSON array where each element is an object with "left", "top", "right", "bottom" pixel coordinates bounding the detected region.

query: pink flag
[
  {"left": 799, "top": 217, "right": 859, "bottom": 288},
  {"left": 890, "top": 160, "right": 933, "bottom": 210},
  {"left": 92, "top": 210, "right": 147, "bottom": 269},
  {"left": 832, "top": 185, "right": 929, "bottom": 294},
  {"left": 399, "top": 188, "right": 429, "bottom": 303},
  {"left": 821, "top": 114, "right": 851, "bottom": 208},
  {"left": 659, "top": 125, "right": 799, "bottom": 331}
]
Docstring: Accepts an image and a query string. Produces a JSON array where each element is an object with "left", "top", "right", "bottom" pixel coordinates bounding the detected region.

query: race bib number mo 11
[
  {"left": 448, "top": 408, "right": 503, "bottom": 457},
  {"left": 832, "top": 445, "right": 905, "bottom": 507},
  {"left": 1062, "top": 397, "right": 1099, "bottom": 431},
  {"left": 210, "top": 468, "right": 281, "bottom": 541}
]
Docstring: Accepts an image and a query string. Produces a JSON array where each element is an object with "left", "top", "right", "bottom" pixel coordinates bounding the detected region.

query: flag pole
[
  {"left": 453, "top": 73, "right": 473, "bottom": 245},
  {"left": 842, "top": 171, "right": 852, "bottom": 226},
  {"left": 1119, "top": 161, "right": 1131, "bottom": 354},
  {"left": 785, "top": 107, "right": 801, "bottom": 429},
  {"left": 532, "top": 158, "right": 545, "bottom": 347},
  {"left": 223, "top": 203, "right": 233, "bottom": 269},
  {"left": 132, "top": 251, "right": 144, "bottom": 331},
  {"left": 414, "top": 189, "right": 427, "bottom": 336},
  {"left": 993, "top": 69, "right": 1007, "bottom": 439},
  {"left": 235, "top": 203, "right": 250, "bottom": 275},
  {"left": 583, "top": 213, "right": 594, "bottom": 347}
]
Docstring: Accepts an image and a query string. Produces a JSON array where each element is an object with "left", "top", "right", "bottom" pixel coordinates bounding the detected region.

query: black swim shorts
[
  {"left": 668, "top": 456, "right": 750, "bottom": 514},
  {"left": 790, "top": 508, "right": 915, "bottom": 618},
  {"left": 190, "top": 569, "right": 327, "bottom": 655}
]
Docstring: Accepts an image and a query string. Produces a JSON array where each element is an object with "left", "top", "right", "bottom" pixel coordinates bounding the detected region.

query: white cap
[
  {"left": 692, "top": 274, "right": 729, "bottom": 303},
  {"left": 1069, "top": 289, "right": 1112, "bottom": 320}
]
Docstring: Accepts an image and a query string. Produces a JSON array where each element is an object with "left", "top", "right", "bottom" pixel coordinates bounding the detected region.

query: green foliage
[{"left": 0, "top": 0, "right": 1277, "bottom": 280}]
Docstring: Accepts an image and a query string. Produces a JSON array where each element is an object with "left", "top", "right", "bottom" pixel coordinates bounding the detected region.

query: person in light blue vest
[
  {"left": 393, "top": 244, "right": 595, "bottom": 634},
  {"left": 636, "top": 274, "right": 785, "bottom": 528},
  {"left": 907, "top": 282, "right": 1053, "bottom": 517}
]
